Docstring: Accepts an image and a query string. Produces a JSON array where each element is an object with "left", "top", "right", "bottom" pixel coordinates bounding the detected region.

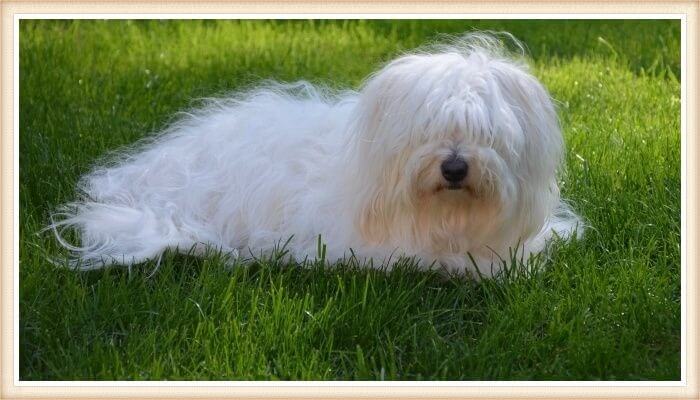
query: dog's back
[{"left": 50, "top": 83, "right": 356, "bottom": 268}]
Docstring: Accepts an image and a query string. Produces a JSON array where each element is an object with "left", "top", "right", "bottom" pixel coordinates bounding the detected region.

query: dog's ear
[
  {"left": 351, "top": 55, "right": 428, "bottom": 147},
  {"left": 488, "top": 60, "right": 564, "bottom": 238},
  {"left": 488, "top": 60, "right": 563, "bottom": 179}
]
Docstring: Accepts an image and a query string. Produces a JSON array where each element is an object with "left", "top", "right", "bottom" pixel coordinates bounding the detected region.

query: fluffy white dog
[{"left": 52, "top": 33, "right": 583, "bottom": 278}]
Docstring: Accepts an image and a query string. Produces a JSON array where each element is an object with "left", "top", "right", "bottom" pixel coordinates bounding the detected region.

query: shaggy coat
[{"left": 51, "top": 34, "right": 583, "bottom": 277}]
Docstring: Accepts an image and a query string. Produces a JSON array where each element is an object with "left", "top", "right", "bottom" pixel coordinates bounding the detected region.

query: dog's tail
[{"left": 47, "top": 201, "right": 194, "bottom": 270}]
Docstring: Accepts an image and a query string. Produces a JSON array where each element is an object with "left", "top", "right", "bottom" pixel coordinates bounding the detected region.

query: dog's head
[{"left": 349, "top": 36, "right": 563, "bottom": 253}]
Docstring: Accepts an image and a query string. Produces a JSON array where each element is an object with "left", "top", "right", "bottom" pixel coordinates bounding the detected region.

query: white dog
[{"left": 51, "top": 33, "right": 583, "bottom": 278}]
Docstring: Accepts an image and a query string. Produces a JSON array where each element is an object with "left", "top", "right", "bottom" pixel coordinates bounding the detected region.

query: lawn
[{"left": 19, "top": 19, "right": 681, "bottom": 380}]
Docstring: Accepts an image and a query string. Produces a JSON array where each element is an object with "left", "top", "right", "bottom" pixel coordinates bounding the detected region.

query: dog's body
[{"left": 52, "top": 34, "right": 583, "bottom": 277}]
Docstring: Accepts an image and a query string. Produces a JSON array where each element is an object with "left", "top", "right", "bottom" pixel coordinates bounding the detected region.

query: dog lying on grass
[{"left": 50, "top": 33, "right": 583, "bottom": 278}]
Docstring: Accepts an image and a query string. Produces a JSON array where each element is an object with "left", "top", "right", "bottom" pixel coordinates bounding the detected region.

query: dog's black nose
[{"left": 441, "top": 157, "right": 468, "bottom": 183}]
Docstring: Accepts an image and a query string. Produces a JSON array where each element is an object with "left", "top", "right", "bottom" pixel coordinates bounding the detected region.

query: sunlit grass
[{"left": 19, "top": 19, "right": 680, "bottom": 380}]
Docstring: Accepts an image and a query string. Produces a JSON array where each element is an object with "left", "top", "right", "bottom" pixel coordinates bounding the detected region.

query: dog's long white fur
[{"left": 50, "top": 33, "right": 583, "bottom": 277}]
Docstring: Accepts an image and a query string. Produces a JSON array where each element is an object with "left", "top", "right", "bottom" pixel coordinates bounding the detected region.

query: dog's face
[{"left": 351, "top": 51, "right": 563, "bottom": 252}]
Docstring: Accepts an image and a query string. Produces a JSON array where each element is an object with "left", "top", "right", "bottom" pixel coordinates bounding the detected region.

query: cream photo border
[{"left": 1, "top": 1, "right": 697, "bottom": 399}]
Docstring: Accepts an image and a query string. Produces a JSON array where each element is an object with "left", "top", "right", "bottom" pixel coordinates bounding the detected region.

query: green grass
[{"left": 19, "top": 20, "right": 681, "bottom": 380}]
